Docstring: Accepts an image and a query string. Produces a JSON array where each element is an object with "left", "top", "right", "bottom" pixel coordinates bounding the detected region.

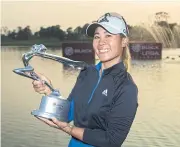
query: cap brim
[{"left": 86, "top": 23, "right": 119, "bottom": 37}]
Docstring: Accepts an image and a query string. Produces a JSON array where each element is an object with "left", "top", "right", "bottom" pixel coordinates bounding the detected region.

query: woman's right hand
[{"left": 32, "top": 73, "right": 52, "bottom": 96}]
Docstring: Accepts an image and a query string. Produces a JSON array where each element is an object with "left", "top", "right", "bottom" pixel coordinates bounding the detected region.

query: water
[
  {"left": 141, "top": 19, "right": 180, "bottom": 48},
  {"left": 1, "top": 46, "right": 180, "bottom": 147}
]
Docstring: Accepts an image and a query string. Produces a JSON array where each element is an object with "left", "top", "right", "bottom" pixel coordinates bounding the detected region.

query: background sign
[
  {"left": 129, "top": 42, "right": 162, "bottom": 60},
  {"left": 62, "top": 42, "right": 95, "bottom": 65}
]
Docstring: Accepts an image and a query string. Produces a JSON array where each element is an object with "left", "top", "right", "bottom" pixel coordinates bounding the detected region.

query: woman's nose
[{"left": 99, "top": 37, "right": 106, "bottom": 45}]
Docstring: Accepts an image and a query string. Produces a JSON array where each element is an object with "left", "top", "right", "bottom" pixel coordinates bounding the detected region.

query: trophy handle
[
  {"left": 13, "top": 65, "right": 55, "bottom": 92},
  {"left": 22, "top": 44, "right": 88, "bottom": 69}
]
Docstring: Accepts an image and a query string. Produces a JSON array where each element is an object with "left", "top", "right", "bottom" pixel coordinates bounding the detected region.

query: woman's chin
[{"left": 99, "top": 57, "right": 111, "bottom": 63}]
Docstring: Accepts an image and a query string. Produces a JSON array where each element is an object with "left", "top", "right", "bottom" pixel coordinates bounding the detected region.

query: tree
[
  {"left": 74, "top": 26, "right": 82, "bottom": 34},
  {"left": 15, "top": 26, "right": 32, "bottom": 40},
  {"left": 7, "top": 30, "right": 17, "bottom": 39},
  {"left": 1, "top": 26, "right": 9, "bottom": 35}
]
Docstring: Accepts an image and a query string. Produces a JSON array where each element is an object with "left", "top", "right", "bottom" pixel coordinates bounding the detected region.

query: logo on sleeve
[{"left": 102, "top": 89, "right": 108, "bottom": 96}]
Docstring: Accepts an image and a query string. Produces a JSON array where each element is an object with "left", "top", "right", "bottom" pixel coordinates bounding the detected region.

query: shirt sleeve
[{"left": 83, "top": 84, "right": 138, "bottom": 147}]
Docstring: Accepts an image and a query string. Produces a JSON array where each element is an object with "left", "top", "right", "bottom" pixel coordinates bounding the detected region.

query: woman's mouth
[{"left": 99, "top": 49, "right": 109, "bottom": 53}]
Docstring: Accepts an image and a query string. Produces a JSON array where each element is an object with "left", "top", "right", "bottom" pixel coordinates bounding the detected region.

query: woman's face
[{"left": 93, "top": 26, "right": 124, "bottom": 64}]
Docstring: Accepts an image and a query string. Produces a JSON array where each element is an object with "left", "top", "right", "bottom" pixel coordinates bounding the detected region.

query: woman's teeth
[{"left": 99, "top": 49, "right": 108, "bottom": 53}]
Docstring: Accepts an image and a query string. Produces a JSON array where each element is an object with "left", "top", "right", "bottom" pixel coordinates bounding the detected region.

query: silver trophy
[{"left": 13, "top": 44, "right": 88, "bottom": 122}]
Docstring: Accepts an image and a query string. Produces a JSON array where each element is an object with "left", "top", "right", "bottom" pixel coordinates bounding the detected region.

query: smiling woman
[
  {"left": 32, "top": 12, "right": 138, "bottom": 147},
  {"left": 87, "top": 12, "right": 131, "bottom": 72}
]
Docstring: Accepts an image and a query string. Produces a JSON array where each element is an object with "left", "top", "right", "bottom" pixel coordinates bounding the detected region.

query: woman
[{"left": 33, "top": 12, "right": 138, "bottom": 147}]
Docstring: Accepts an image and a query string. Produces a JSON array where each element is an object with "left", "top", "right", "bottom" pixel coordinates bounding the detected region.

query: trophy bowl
[{"left": 31, "top": 94, "right": 70, "bottom": 122}]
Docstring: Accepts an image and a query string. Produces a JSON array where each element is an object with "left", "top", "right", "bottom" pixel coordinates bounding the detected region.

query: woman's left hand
[
  {"left": 36, "top": 117, "right": 70, "bottom": 133},
  {"left": 36, "top": 116, "right": 84, "bottom": 141}
]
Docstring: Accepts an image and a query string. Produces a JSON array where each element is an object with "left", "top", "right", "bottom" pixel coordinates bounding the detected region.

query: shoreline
[{"left": 1, "top": 39, "right": 91, "bottom": 48}]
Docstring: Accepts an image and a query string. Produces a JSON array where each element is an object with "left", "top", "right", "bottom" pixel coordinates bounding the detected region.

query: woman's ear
[{"left": 122, "top": 37, "right": 129, "bottom": 47}]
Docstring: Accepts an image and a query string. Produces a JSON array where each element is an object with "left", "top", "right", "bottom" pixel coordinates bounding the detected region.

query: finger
[
  {"left": 32, "top": 80, "right": 43, "bottom": 86},
  {"left": 25, "top": 72, "right": 31, "bottom": 76},
  {"left": 33, "top": 85, "right": 44, "bottom": 91},
  {"left": 33, "top": 81, "right": 46, "bottom": 88},
  {"left": 36, "top": 117, "right": 59, "bottom": 128},
  {"left": 34, "top": 89, "right": 46, "bottom": 94},
  {"left": 51, "top": 117, "right": 67, "bottom": 128},
  {"left": 41, "top": 80, "right": 46, "bottom": 85},
  {"left": 33, "top": 72, "right": 44, "bottom": 79},
  {"left": 35, "top": 72, "right": 51, "bottom": 84},
  {"left": 34, "top": 89, "right": 43, "bottom": 94},
  {"left": 34, "top": 85, "right": 45, "bottom": 91},
  {"left": 35, "top": 72, "right": 48, "bottom": 81},
  {"left": 33, "top": 84, "right": 43, "bottom": 89},
  {"left": 51, "top": 117, "right": 58, "bottom": 124},
  {"left": 38, "top": 117, "right": 54, "bottom": 124}
]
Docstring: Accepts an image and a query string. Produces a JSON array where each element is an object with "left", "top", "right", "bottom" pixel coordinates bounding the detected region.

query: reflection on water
[{"left": 1, "top": 47, "right": 180, "bottom": 147}]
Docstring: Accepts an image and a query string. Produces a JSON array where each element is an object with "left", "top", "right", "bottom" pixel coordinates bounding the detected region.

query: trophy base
[{"left": 31, "top": 109, "right": 67, "bottom": 122}]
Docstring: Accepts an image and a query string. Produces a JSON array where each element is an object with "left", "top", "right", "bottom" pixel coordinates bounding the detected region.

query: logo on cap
[
  {"left": 98, "top": 13, "right": 111, "bottom": 23},
  {"left": 123, "top": 29, "right": 126, "bottom": 34}
]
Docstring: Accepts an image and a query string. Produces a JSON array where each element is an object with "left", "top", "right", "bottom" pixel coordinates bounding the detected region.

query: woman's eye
[
  {"left": 94, "top": 36, "right": 100, "bottom": 39},
  {"left": 106, "top": 34, "right": 112, "bottom": 38}
]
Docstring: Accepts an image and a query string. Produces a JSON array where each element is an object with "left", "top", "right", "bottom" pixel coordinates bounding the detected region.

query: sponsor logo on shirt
[{"left": 102, "top": 89, "right": 108, "bottom": 96}]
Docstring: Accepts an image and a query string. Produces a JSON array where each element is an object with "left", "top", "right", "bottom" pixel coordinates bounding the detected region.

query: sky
[{"left": 1, "top": 0, "right": 180, "bottom": 33}]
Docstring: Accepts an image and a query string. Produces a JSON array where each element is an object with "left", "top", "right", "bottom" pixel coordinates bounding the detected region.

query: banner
[
  {"left": 62, "top": 42, "right": 95, "bottom": 64},
  {"left": 129, "top": 42, "right": 162, "bottom": 60}
]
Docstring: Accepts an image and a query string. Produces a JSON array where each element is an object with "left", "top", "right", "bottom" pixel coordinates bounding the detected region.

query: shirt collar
[{"left": 95, "top": 61, "right": 126, "bottom": 75}]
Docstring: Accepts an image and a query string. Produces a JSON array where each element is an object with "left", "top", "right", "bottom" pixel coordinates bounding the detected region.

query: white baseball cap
[{"left": 86, "top": 13, "right": 129, "bottom": 37}]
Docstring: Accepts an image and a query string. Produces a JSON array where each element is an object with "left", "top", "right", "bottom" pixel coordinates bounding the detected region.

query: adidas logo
[{"left": 102, "top": 89, "right": 108, "bottom": 96}]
